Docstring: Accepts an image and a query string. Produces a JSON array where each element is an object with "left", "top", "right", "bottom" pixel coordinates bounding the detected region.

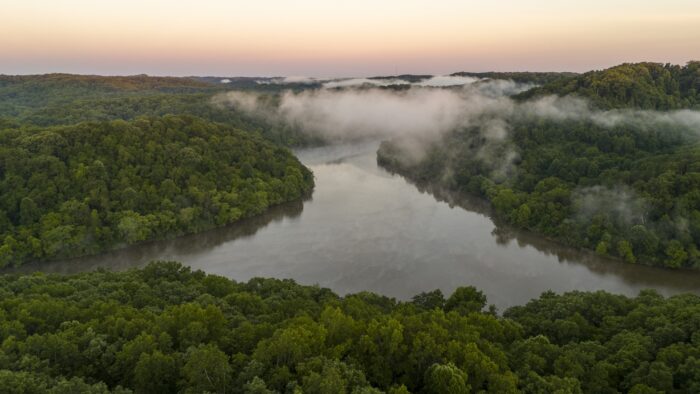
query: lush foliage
[
  {"left": 0, "top": 261, "right": 698, "bottom": 393},
  {"left": 451, "top": 71, "right": 578, "bottom": 86},
  {"left": 0, "top": 74, "right": 320, "bottom": 147},
  {"left": 0, "top": 73, "right": 214, "bottom": 100},
  {"left": 516, "top": 62, "right": 700, "bottom": 109},
  {"left": 378, "top": 115, "right": 700, "bottom": 268},
  {"left": 379, "top": 62, "right": 700, "bottom": 268},
  {"left": 0, "top": 115, "right": 313, "bottom": 266}
]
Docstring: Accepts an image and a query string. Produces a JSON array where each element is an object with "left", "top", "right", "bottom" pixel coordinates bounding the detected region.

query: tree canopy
[
  {"left": 516, "top": 62, "right": 700, "bottom": 110},
  {"left": 379, "top": 108, "right": 700, "bottom": 268},
  {"left": 0, "top": 115, "right": 313, "bottom": 267},
  {"left": 0, "top": 74, "right": 320, "bottom": 146},
  {"left": 451, "top": 71, "right": 578, "bottom": 86},
  {"left": 0, "top": 261, "right": 699, "bottom": 393}
]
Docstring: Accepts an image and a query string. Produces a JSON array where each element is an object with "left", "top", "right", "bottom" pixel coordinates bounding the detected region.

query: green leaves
[
  {"left": 0, "top": 115, "right": 314, "bottom": 266},
  {"left": 181, "top": 344, "right": 232, "bottom": 394},
  {"left": 518, "top": 62, "right": 700, "bottom": 110},
  {"left": 1, "top": 262, "right": 700, "bottom": 393},
  {"left": 445, "top": 287, "right": 487, "bottom": 315},
  {"left": 424, "top": 363, "right": 470, "bottom": 394}
]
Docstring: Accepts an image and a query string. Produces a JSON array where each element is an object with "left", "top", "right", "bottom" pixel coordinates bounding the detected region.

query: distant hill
[
  {"left": 515, "top": 62, "right": 700, "bottom": 109},
  {"left": 367, "top": 74, "right": 432, "bottom": 83},
  {"left": 189, "top": 76, "right": 311, "bottom": 91},
  {"left": 0, "top": 73, "right": 217, "bottom": 96},
  {"left": 0, "top": 74, "right": 218, "bottom": 111},
  {"left": 451, "top": 71, "right": 578, "bottom": 85}
]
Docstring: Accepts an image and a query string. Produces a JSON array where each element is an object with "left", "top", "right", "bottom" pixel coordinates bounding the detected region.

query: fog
[
  {"left": 218, "top": 81, "right": 520, "bottom": 142},
  {"left": 573, "top": 185, "right": 649, "bottom": 225},
  {"left": 520, "top": 95, "right": 700, "bottom": 130},
  {"left": 415, "top": 75, "right": 480, "bottom": 87},
  {"left": 322, "top": 78, "right": 411, "bottom": 88},
  {"left": 256, "top": 74, "right": 492, "bottom": 88},
  {"left": 216, "top": 80, "right": 700, "bottom": 168}
]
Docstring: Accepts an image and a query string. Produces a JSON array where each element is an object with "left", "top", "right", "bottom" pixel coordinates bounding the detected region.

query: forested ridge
[
  {"left": 516, "top": 62, "right": 700, "bottom": 110},
  {"left": 0, "top": 261, "right": 699, "bottom": 393},
  {"left": 378, "top": 117, "right": 700, "bottom": 268},
  {"left": 0, "top": 74, "right": 317, "bottom": 146},
  {"left": 378, "top": 62, "right": 700, "bottom": 269},
  {"left": 0, "top": 115, "right": 313, "bottom": 267},
  {"left": 0, "top": 74, "right": 216, "bottom": 120},
  {"left": 450, "top": 71, "right": 578, "bottom": 85}
]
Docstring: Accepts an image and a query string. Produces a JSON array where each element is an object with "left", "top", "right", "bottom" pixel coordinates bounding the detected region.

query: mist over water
[
  {"left": 11, "top": 80, "right": 700, "bottom": 308},
  {"left": 217, "top": 81, "right": 700, "bottom": 163},
  {"left": 17, "top": 142, "right": 700, "bottom": 309}
]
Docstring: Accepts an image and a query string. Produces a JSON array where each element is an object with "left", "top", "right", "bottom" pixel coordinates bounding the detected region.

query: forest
[
  {"left": 0, "top": 115, "right": 313, "bottom": 267},
  {"left": 378, "top": 62, "right": 700, "bottom": 269},
  {"left": 515, "top": 62, "right": 700, "bottom": 110},
  {"left": 2, "top": 66, "right": 700, "bottom": 393},
  {"left": 0, "top": 74, "right": 320, "bottom": 267},
  {"left": 0, "top": 74, "right": 317, "bottom": 146},
  {"left": 450, "top": 71, "right": 578, "bottom": 86},
  {"left": 0, "top": 261, "right": 698, "bottom": 393}
]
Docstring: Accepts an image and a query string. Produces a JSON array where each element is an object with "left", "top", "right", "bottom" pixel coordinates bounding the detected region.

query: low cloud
[
  {"left": 573, "top": 185, "right": 648, "bottom": 226},
  {"left": 256, "top": 76, "right": 324, "bottom": 85},
  {"left": 322, "top": 78, "right": 410, "bottom": 88},
  {"left": 215, "top": 81, "right": 700, "bottom": 168},
  {"left": 216, "top": 80, "right": 521, "bottom": 141},
  {"left": 414, "top": 75, "right": 480, "bottom": 87},
  {"left": 256, "top": 74, "right": 491, "bottom": 89},
  {"left": 277, "top": 88, "right": 472, "bottom": 139},
  {"left": 518, "top": 95, "right": 700, "bottom": 130},
  {"left": 322, "top": 75, "right": 482, "bottom": 88}
]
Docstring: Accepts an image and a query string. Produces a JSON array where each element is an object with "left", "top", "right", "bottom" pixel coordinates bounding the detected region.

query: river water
[{"left": 15, "top": 141, "right": 700, "bottom": 309}]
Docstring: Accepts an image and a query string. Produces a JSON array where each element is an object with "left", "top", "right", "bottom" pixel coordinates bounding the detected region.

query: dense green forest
[
  {"left": 0, "top": 115, "right": 313, "bottom": 267},
  {"left": 0, "top": 261, "right": 698, "bottom": 393},
  {"left": 0, "top": 74, "right": 318, "bottom": 266},
  {"left": 516, "top": 62, "right": 700, "bottom": 110},
  {"left": 451, "top": 71, "right": 578, "bottom": 85},
  {"left": 0, "top": 74, "right": 318, "bottom": 146},
  {"left": 378, "top": 117, "right": 700, "bottom": 269},
  {"left": 378, "top": 62, "right": 700, "bottom": 269}
]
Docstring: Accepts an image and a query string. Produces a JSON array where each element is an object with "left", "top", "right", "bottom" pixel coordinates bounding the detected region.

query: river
[{"left": 14, "top": 141, "right": 700, "bottom": 310}]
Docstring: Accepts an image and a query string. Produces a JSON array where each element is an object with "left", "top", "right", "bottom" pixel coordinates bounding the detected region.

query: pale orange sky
[{"left": 1, "top": 0, "right": 699, "bottom": 76}]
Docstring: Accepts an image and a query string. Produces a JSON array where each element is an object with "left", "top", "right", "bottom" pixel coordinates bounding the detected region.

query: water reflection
[
  {"left": 9, "top": 141, "right": 700, "bottom": 309},
  {"left": 404, "top": 178, "right": 700, "bottom": 292},
  {"left": 13, "top": 199, "right": 305, "bottom": 275}
]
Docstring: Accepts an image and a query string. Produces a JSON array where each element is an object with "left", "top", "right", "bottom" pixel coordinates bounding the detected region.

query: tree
[
  {"left": 133, "top": 351, "right": 178, "bottom": 394},
  {"left": 617, "top": 240, "right": 636, "bottom": 263},
  {"left": 665, "top": 240, "right": 688, "bottom": 268},
  {"left": 181, "top": 344, "right": 232, "bottom": 394},
  {"left": 19, "top": 197, "right": 41, "bottom": 225},
  {"left": 411, "top": 290, "right": 445, "bottom": 310},
  {"left": 242, "top": 377, "right": 275, "bottom": 394},
  {"left": 445, "top": 287, "right": 487, "bottom": 314},
  {"left": 424, "top": 363, "right": 470, "bottom": 394}
]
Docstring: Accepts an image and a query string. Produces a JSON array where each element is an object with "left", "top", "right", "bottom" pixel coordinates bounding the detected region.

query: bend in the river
[{"left": 12, "top": 141, "right": 700, "bottom": 309}]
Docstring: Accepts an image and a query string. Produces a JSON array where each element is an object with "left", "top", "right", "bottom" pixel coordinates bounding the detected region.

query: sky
[{"left": 1, "top": 0, "right": 699, "bottom": 77}]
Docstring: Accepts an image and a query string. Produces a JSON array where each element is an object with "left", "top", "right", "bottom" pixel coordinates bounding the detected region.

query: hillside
[
  {"left": 0, "top": 74, "right": 318, "bottom": 146},
  {"left": 377, "top": 61, "right": 700, "bottom": 269},
  {"left": 0, "top": 74, "right": 216, "bottom": 110},
  {"left": 0, "top": 115, "right": 314, "bottom": 267},
  {"left": 451, "top": 71, "right": 578, "bottom": 86},
  {"left": 0, "top": 261, "right": 698, "bottom": 393},
  {"left": 515, "top": 62, "right": 700, "bottom": 109}
]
